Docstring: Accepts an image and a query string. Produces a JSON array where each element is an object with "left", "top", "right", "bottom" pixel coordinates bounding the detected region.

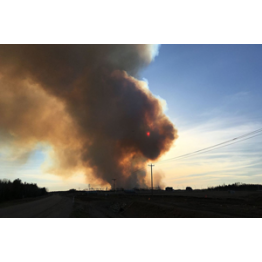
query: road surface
[{"left": 0, "top": 195, "right": 73, "bottom": 218}]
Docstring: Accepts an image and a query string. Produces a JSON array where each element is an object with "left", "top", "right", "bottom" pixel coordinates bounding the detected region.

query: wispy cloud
[{"left": 154, "top": 114, "right": 262, "bottom": 188}]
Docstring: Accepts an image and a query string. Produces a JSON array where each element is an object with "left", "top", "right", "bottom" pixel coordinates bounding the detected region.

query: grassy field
[
  {"left": 68, "top": 190, "right": 262, "bottom": 218},
  {"left": 2, "top": 190, "right": 261, "bottom": 218}
]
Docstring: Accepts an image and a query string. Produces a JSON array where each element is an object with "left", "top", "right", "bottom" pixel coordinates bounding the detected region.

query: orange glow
[{"left": 146, "top": 132, "right": 150, "bottom": 137}]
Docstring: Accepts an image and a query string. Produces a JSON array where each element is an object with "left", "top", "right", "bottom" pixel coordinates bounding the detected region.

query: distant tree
[
  {"left": 41, "top": 188, "right": 47, "bottom": 195},
  {"left": 13, "top": 178, "right": 23, "bottom": 199},
  {"left": 206, "top": 182, "right": 262, "bottom": 192},
  {"left": 0, "top": 178, "right": 48, "bottom": 202}
]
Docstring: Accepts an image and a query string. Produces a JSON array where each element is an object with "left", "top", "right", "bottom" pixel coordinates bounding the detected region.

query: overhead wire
[
  {"left": 164, "top": 132, "right": 262, "bottom": 162},
  {"left": 155, "top": 127, "right": 262, "bottom": 164}
]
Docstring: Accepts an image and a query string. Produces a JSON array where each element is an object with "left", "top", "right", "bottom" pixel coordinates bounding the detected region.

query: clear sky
[{"left": 1, "top": 44, "right": 262, "bottom": 190}]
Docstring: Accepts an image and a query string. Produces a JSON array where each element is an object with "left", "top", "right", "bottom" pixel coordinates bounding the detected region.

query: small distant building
[
  {"left": 186, "top": 187, "right": 193, "bottom": 191},
  {"left": 165, "top": 187, "right": 173, "bottom": 191}
]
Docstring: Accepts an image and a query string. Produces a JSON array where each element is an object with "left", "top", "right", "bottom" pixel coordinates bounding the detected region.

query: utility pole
[
  {"left": 112, "top": 179, "right": 116, "bottom": 191},
  {"left": 148, "top": 163, "right": 155, "bottom": 195}
]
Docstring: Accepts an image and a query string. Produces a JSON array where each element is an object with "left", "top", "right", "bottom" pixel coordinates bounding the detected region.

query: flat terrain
[
  {"left": 70, "top": 190, "right": 262, "bottom": 218},
  {"left": 1, "top": 190, "right": 262, "bottom": 218},
  {"left": 0, "top": 195, "right": 73, "bottom": 218}
]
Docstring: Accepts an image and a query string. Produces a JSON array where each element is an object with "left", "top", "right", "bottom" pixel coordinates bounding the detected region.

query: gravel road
[{"left": 0, "top": 195, "right": 73, "bottom": 218}]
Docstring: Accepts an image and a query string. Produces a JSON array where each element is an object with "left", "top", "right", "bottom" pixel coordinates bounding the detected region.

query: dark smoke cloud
[{"left": 0, "top": 45, "right": 178, "bottom": 188}]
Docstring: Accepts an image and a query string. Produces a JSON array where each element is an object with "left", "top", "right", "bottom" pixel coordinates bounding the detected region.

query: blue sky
[
  {"left": 142, "top": 45, "right": 262, "bottom": 125},
  {"left": 142, "top": 45, "right": 262, "bottom": 189},
  {"left": 1, "top": 44, "right": 262, "bottom": 190}
]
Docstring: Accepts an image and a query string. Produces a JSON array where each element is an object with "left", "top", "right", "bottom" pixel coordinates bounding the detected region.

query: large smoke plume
[{"left": 0, "top": 45, "right": 177, "bottom": 188}]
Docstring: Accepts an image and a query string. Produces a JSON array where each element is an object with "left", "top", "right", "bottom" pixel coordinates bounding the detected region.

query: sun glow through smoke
[{"left": 0, "top": 44, "right": 177, "bottom": 189}]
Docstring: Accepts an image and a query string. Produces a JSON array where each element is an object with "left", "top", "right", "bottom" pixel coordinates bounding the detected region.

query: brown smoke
[{"left": 0, "top": 45, "right": 178, "bottom": 188}]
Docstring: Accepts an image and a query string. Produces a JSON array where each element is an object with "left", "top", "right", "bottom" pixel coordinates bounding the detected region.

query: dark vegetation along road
[{"left": 0, "top": 178, "right": 74, "bottom": 218}]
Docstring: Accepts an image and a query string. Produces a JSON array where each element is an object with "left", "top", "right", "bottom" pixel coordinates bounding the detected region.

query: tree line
[
  {"left": 0, "top": 178, "right": 47, "bottom": 202},
  {"left": 207, "top": 182, "right": 262, "bottom": 191}
]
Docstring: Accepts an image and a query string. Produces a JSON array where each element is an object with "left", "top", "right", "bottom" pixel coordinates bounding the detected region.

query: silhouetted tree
[
  {"left": 0, "top": 178, "right": 48, "bottom": 202},
  {"left": 207, "top": 182, "right": 261, "bottom": 192}
]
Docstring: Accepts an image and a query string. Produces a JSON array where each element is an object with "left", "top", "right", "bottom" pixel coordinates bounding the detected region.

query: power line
[
  {"left": 159, "top": 131, "right": 262, "bottom": 164},
  {"left": 168, "top": 132, "right": 262, "bottom": 162},
  {"left": 158, "top": 129, "right": 262, "bottom": 163},
  {"left": 170, "top": 132, "right": 262, "bottom": 162},
  {"left": 156, "top": 127, "right": 262, "bottom": 164}
]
